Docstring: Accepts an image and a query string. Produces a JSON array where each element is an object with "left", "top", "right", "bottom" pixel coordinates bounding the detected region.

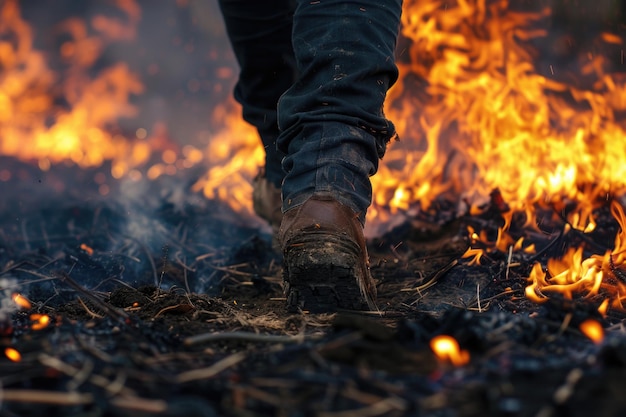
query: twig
[
  {"left": 55, "top": 272, "right": 129, "bottom": 322},
  {"left": 76, "top": 297, "right": 105, "bottom": 319},
  {"left": 126, "top": 236, "right": 158, "bottom": 286},
  {"left": 206, "top": 263, "right": 256, "bottom": 278},
  {"left": 110, "top": 396, "right": 168, "bottom": 414},
  {"left": 232, "top": 385, "right": 287, "bottom": 408},
  {"left": 528, "top": 229, "right": 564, "bottom": 262},
  {"left": 0, "top": 271, "right": 57, "bottom": 289},
  {"left": 556, "top": 312, "right": 573, "bottom": 339},
  {"left": 479, "top": 288, "right": 519, "bottom": 303},
  {"left": 176, "top": 351, "right": 247, "bottom": 383},
  {"left": 173, "top": 252, "right": 196, "bottom": 272},
  {"left": 0, "top": 390, "right": 93, "bottom": 406},
  {"left": 20, "top": 219, "right": 31, "bottom": 252},
  {"left": 535, "top": 368, "right": 584, "bottom": 417},
  {"left": 505, "top": 245, "right": 513, "bottom": 281},
  {"left": 184, "top": 331, "right": 310, "bottom": 346},
  {"left": 318, "top": 397, "right": 408, "bottom": 417},
  {"left": 401, "top": 258, "right": 458, "bottom": 293},
  {"left": 39, "top": 354, "right": 135, "bottom": 397},
  {"left": 153, "top": 303, "right": 194, "bottom": 318}
]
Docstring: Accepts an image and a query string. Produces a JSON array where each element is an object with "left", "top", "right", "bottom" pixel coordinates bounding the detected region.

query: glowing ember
[
  {"left": 430, "top": 335, "right": 470, "bottom": 366},
  {"left": 80, "top": 243, "right": 95, "bottom": 256},
  {"left": 11, "top": 293, "right": 31, "bottom": 310},
  {"left": 4, "top": 347, "right": 21, "bottom": 362},
  {"left": 579, "top": 319, "right": 604, "bottom": 344},
  {"left": 30, "top": 314, "right": 50, "bottom": 331}
]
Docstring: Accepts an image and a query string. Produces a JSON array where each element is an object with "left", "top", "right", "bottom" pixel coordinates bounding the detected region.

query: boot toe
[{"left": 279, "top": 195, "right": 377, "bottom": 313}]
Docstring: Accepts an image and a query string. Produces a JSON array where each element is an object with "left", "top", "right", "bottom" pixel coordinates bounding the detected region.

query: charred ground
[{"left": 2, "top": 162, "right": 626, "bottom": 417}]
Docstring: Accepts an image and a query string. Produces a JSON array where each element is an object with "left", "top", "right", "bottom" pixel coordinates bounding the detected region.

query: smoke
[{"left": 0, "top": 279, "right": 18, "bottom": 322}]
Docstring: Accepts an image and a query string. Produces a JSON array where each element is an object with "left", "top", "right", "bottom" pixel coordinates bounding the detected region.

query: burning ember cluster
[{"left": 0, "top": 0, "right": 625, "bottom": 349}]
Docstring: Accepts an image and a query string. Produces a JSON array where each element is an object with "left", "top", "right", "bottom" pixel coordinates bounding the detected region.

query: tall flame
[
  {"left": 0, "top": 0, "right": 166, "bottom": 181},
  {"left": 373, "top": 0, "right": 626, "bottom": 226},
  {"left": 192, "top": 100, "right": 264, "bottom": 214}
]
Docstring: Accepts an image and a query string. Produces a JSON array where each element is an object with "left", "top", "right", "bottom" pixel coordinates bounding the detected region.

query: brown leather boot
[{"left": 278, "top": 195, "right": 377, "bottom": 312}]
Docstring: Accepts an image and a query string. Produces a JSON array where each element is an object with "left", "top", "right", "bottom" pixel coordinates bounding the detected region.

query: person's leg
[
  {"left": 218, "top": 0, "right": 298, "bottom": 231},
  {"left": 277, "top": 0, "right": 401, "bottom": 220},
  {"left": 277, "top": 0, "right": 402, "bottom": 311}
]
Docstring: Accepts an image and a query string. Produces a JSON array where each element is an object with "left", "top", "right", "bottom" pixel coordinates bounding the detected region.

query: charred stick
[
  {"left": 1, "top": 270, "right": 57, "bottom": 289},
  {"left": 232, "top": 385, "right": 286, "bottom": 408},
  {"left": 184, "top": 330, "right": 311, "bottom": 346},
  {"left": 401, "top": 258, "right": 458, "bottom": 293},
  {"left": 0, "top": 389, "right": 93, "bottom": 406},
  {"left": 110, "top": 396, "right": 168, "bottom": 414},
  {"left": 609, "top": 253, "right": 626, "bottom": 283},
  {"left": 176, "top": 351, "right": 247, "bottom": 383},
  {"left": 76, "top": 297, "right": 105, "bottom": 319},
  {"left": 39, "top": 354, "right": 135, "bottom": 397},
  {"left": 527, "top": 229, "right": 564, "bottom": 262},
  {"left": 55, "top": 272, "right": 129, "bottom": 323},
  {"left": 317, "top": 397, "right": 408, "bottom": 417}
]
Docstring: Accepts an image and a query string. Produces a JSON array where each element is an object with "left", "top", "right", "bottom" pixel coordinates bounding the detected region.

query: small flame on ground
[
  {"left": 430, "top": 335, "right": 470, "bottom": 366},
  {"left": 30, "top": 314, "right": 50, "bottom": 331},
  {"left": 526, "top": 202, "right": 626, "bottom": 311},
  {"left": 579, "top": 319, "right": 604, "bottom": 344},
  {"left": 11, "top": 293, "right": 31, "bottom": 310},
  {"left": 4, "top": 347, "right": 21, "bottom": 362}
]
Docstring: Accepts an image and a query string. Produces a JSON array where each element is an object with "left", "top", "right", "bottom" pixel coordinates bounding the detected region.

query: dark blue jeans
[{"left": 218, "top": 0, "right": 402, "bottom": 223}]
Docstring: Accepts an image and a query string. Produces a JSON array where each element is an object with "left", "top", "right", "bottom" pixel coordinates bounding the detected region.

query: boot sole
[{"left": 283, "top": 232, "right": 375, "bottom": 313}]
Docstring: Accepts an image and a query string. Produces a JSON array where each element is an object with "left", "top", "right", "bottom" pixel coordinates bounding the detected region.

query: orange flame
[
  {"left": 30, "top": 314, "right": 50, "bottom": 331},
  {"left": 526, "top": 202, "right": 626, "bottom": 310},
  {"left": 191, "top": 100, "right": 264, "bottom": 215},
  {"left": 0, "top": 0, "right": 186, "bottom": 184},
  {"left": 12, "top": 293, "right": 31, "bottom": 310},
  {"left": 372, "top": 0, "right": 626, "bottom": 229},
  {"left": 430, "top": 335, "right": 470, "bottom": 366},
  {"left": 579, "top": 319, "right": 604, "bottom": 344},
  {"left": 4, "top": 347, "right": 21, "bottom": 362},
  {"left": 80, "top": 243, "right": 94, "bottom": 256}
]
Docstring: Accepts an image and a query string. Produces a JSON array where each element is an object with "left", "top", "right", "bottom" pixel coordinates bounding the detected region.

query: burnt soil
[{"left": 2, "top": 162, "right": 626, "bottom": 417}]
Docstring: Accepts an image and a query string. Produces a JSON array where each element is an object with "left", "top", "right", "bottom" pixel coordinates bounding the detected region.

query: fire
[
  {"left": 376, "top": 0, "right": 626, "bottom": 310},
  {"left": 30, "top": 314, "right": 50, "bottom": 331},
  {"left": 79, "top": 243, "right": 94, "bottom": 256},
  {"left": 0, "top": 0, "right": 185, "bottom": 185},
  {"left": 12, "top": 293, "right": 31, "bottom": 310},
  {"left": 526, "top": 201, "right": 626, "bottom": 311},
  {"left": 377, "top": 0, "right": 626, "bottom": 225},
  {"left": 4, "top": 347, "right": 21, "bottom": 362},
  {"left": 191, "top": 100, "right": 265, "bottom": 214},
  {"left": 1, "top": 0, "right": 626, "bottom": 311},
  {"left": 579, "top": 319, "right": 604, "bottom": 344},
  {"left": 2, "top": 0, "right": 624, "bottom": 223},
  {"left": 430, "top": 335, "right": 470, "bottom": 366}
]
